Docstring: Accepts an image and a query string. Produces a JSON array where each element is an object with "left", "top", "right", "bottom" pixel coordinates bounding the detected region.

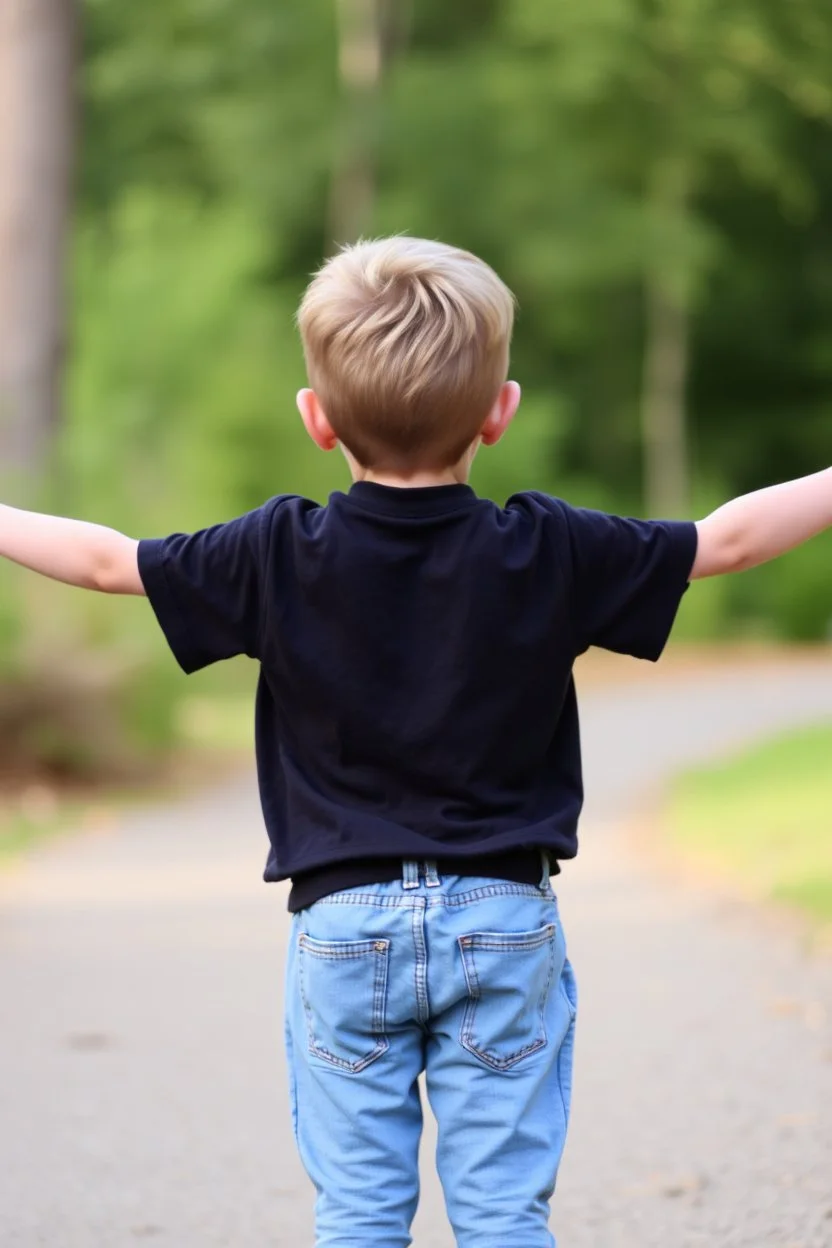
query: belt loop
[
  {"left": 402, "top": 860, "right": 420, "bottom": 890},
  {"left": 424, "top": 859, "right": 441, "bottom": 888},
  {"left": 538, "top": 851, "right": 550, "bottom": 891}
]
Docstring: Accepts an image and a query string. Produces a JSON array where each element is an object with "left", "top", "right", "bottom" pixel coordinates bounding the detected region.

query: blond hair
[{"left": 297, "top": 237, "right": 516, "bottom": 471}]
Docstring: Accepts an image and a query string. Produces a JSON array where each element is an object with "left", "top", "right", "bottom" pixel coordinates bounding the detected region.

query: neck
[
  {"left": 354, "top": 468, "right": 469, "bottom": 488},
  {"left": 348, "top": 446, "right": 475, "bottom": 488}
]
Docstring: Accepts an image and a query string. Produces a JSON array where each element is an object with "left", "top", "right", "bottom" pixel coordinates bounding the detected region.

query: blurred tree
[
  {"left": 57, "top": 0, "right": 832, "bottom": 643},
  {"left": 0, "top": 0, "right": 78, "bottom": 488},
  {"left": 328, "top": 0, "right": 412, "bottom": 246},
  {"left": 2, "top": 0, "right": 832, "bottom": 785},
  {"left": 488, "top": 0, "right": 832, "bottom": 515}
]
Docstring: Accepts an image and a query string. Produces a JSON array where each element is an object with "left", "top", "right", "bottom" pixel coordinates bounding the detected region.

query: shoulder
[
  {"left": 495, "top": 493, "right": 683, "bottom": 572},
  {"left": 502, "top": 493, "right": 688, "bottom": 549},
  {"left": 498, "top": 491, "right": 575, "bottom": 538},
  {"left": 258, "top": 493, "right": 323, "bottom": 521},
  {"left": 502, "top": 490, "right": 571, "bottom": 518},
  {"left": 254, "top": 493, "right": 327, "bottom": 540},
  {"left": 468, "top": 492, "right": 574, "bottom": 575},
  {"left": 174, "top": 495, "right": 330, "bottom": 573}
]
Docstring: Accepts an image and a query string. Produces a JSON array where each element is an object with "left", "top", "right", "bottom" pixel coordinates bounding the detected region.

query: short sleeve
[
  {"left": 138, "top": 500, "right": 280, "bottom": 673},
  {"left": 558, "top": 503, "right": 698, "bottom": 660}
]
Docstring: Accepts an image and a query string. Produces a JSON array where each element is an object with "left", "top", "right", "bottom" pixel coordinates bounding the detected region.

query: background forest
[{"left": 2, "top": 0, "right": 832, "bottom": 780}]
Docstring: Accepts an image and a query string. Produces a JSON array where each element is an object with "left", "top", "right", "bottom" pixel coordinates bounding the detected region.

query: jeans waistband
[{"left": 288, "top": 849, "right": 556, "bottom": 912}]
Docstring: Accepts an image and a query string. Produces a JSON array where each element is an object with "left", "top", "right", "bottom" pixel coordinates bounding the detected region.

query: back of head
[{"left": 297, "top": 237, "right": 516, "bottom": 473}]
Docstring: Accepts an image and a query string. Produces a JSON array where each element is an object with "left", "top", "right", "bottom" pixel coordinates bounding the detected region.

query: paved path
[{"left": 1, "top": 661, "right": 832, "bottom": 1247}]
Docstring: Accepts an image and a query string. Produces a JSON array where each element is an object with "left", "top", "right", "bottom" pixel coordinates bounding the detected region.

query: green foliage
[
  {"left": 0, "top": 810, "right": 70, "bottom": 863},
  {"left": 668, "top": 723, "right": 832, "bottom": 921},
  {"left": 0, "top": 581, "right": 24, "bottom": 676},
  {"left": 727, "top": 530, "right": 832, "bottom": 640},
  {"left": 71, "top": 0, "right": 832, "bottom": 545},
  {"left": 116, "top": 660, "right": 181, "bottom": 754},
  {"left": 10, "top": 0, "right": 832, "bottom": 778}
]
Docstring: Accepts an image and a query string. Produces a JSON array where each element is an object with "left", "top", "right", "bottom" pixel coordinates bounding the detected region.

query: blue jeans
[{"left": 285, "top": 860, "right": 577, "bottom": 1248}]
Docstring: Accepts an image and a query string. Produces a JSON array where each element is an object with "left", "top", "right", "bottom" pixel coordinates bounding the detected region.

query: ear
[
  {"left": 479, "top": 381, "right": 521, "bottom": 447},
  {"left": 297, "top": 389, "right": 338, "bottom": 452}
]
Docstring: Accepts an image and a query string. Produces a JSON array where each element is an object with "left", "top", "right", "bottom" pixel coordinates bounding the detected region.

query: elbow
[
  {"left": 714, "top": 532, "right": 759, "bottom": 575},
  {"left": 91, "top": 547, "right": 127, "bottom": 594},
  {"left": 693, "top": 522, "right": 755, "bottom": 579},
  {"left": 720, "top": 536, "right": 754, "bottom": 574},
  {"left": 91, "top": 537, "right": 142, "bottom": 595},
  {"left": 90, "top": 560, "right": 117, "bottom": 593}
]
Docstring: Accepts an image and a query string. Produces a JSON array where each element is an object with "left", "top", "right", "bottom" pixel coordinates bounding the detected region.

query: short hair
[{"left": 296, "top": 237, "right": 516, "bottom": 471}]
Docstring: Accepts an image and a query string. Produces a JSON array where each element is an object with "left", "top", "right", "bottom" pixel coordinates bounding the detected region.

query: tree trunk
[
  {"left": 641, "top": 275, "right": 690, "bottom": 517},
  {"left": 640, "top": 165, "right": 691, "bottom": 518},
  {"left": 327, "top": 0, "right": 411, "bottom": 248},
  {"left": 0, "top": 0, "right": 77, "bottom": 493}
]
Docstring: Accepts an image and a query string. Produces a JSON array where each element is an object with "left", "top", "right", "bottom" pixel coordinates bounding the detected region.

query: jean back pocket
[
  {"left": 458, "top": 924, "right": 557, "bottom": 1070},
  {"left": 298, "top": 933, "right": 390, "bottom": 1073}
]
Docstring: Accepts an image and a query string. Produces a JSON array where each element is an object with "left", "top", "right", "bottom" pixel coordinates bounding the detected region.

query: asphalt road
[{"left": 1, "top": 660, "right": 831, "bottom": 1247}]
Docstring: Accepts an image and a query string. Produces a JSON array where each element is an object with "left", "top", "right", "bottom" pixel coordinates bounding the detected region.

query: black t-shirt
[{"left": 138, "top": 483, "right": 697, "bottom": 902}]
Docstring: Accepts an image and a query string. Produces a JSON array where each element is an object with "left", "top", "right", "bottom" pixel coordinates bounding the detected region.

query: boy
[{"left": 1, "top": 236, "right": 831, "bottom": 1248}]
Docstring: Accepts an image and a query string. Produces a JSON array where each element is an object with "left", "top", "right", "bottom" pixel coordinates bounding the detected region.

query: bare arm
[
  {"left": 0, "top": 504, "right": 144, "bottom": 595},
  {"left": 692, "top": 468, "right": 832, "bottom": 579}
]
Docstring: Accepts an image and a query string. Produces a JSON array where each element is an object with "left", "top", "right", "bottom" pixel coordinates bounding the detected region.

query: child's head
[{"left": 296, "top": 237, "right": 518, "bottom": 477}]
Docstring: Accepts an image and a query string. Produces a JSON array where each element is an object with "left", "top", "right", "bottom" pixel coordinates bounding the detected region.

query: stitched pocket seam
[
  {"left": 298, "top": 935, "right": 390, "bottom": 1073},
  {"left": 458, "top": 925, "right": 556, "bottom": 1071}
]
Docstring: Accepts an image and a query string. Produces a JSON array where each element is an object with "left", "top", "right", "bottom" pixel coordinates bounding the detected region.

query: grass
[
  {"left": 0, "top": 810, "right": 71, "bottom": 862},
  {"left": 666, "top": 723, "right": 832, "bottom": 922}
]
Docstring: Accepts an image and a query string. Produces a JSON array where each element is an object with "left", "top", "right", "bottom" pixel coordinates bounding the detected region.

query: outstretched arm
[
  {"left": 0, "top": 504, "right": 144, "bottom": 595},
  {"left": 692, "top": 468, "right": 832, "bottom": 579}
]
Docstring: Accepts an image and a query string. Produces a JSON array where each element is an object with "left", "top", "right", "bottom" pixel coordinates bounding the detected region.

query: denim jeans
[{"left": 285, "top": 859, "right": 577, "bottom": 1248}]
